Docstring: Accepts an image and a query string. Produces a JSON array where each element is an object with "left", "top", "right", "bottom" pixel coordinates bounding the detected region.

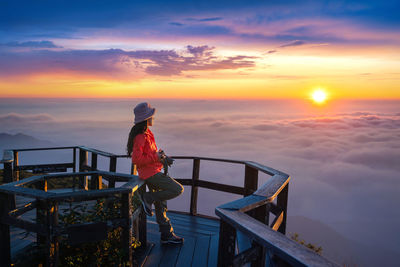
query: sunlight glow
[{"left": 312, "top": 89, "right": 328, "bottom": 104}]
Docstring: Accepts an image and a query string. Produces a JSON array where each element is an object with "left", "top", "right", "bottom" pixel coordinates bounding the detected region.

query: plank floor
[
  {"left": 9, "top": 196, "right": 221, "bottom": 266},
  {"left": 144, "top": 211, "right": 220, "bottom": 267}
]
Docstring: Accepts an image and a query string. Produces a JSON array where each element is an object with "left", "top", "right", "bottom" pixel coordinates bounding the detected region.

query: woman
[{"left": 127, "top": 102, "right": 184, "bottom": 244}]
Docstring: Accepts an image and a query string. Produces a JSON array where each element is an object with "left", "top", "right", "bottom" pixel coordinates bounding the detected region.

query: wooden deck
[
  {"left": 9, "top": 196, "right": 221, "bottom": 267},
  {"left": 145, "top": 211, "right": 220, "bottom": 267}
]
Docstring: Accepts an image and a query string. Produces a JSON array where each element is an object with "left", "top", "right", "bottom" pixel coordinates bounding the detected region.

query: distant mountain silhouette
[
  {"left": 0, "top": 133, "right": 55, "bottom": 151},
  {"left": 288, "top": 215, "right": 398, "bottom": 267}
]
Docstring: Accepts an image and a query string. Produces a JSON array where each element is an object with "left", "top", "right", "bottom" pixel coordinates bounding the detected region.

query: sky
[
  {"left": 1, "top": 1, "right": 400, "bottom": 265},
  {"left": 0, "top": 0, "right": 399, "bottom": 99}
]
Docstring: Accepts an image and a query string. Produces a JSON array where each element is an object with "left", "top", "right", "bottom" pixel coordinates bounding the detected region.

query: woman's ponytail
[{"left": 126, "top": 120, "right": 148, "bottom": 156}]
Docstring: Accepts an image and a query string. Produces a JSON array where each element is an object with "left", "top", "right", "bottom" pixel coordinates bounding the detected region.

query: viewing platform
[{"left": 0, "top": 146, "right": 339, "bottom": 266}]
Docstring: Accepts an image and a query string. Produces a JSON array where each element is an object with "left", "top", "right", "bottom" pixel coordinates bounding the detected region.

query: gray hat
[{"left": 134, "top": 102, "right": 156, "bottom": 124}]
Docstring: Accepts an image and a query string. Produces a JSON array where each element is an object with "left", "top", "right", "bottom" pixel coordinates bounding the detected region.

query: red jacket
[{"left": 131, "top": 129, "right": 163, "bottom": 179}]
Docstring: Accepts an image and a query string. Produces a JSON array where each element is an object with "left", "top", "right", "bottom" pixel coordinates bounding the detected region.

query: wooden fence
[{"left": 0, "top": 146, "right": 338, "bottom": 267}]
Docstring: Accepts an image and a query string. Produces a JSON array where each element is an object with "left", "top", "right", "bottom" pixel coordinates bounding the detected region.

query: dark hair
[{"left": 126, "top": 120, "right": 148, "bottom": 156}]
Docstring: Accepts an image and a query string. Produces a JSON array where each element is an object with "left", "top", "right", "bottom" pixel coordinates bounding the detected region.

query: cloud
[
  {"left": 0, "top": 113, "right": 55, "bottom": 124},
  {"left": 1, "top": 40, "right": 62, "bottom": 48},
  {"left": 279, "top": 40, "right": 305, "bottom": 47},
  {"left": 266, "top": 50, "right": 277, "bottom": 54},
  {"left": 169, "top": 22, "right": 184, "bottom": 26},
  {"left": 0, "top": 46, "right": 257, "bottom": 78},
  {"left": 186, "top": 45, "right": 214, "bottom": 57},
  {"left": 186, "top": 17, "right": 223, "bottom": 22},
  {"left": 2, "top": 99, "right": 400, "bottom": 259}
]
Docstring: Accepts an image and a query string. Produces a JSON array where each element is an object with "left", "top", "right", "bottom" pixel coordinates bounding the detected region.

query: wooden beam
[
  {"left": 253, "top": 174, "right": 290, "bottom": 202},
  {"left": 174, "top": 178, "right": 192, "bottom": 186},
  {"left": 171, "top": 156, "right": 246, "bottom": 165},
  {"left": 78, "top": 146, "right": 116, "bottom": 157},
  {"left": 1, "top": 215, "right": 47, "bottom": 235},
  {"left": 0, "top": 185, "right": 52, "bottom": 199},
  {"left": 46, "top": 187, "right": 132, "bottom": 202},
  {"left": 48, "top": 201, "right": 59, "bottom": 266},
  {"left": 17, "top": 163, "right": 74, "bottom": 173},
  {"left": 131, "top": 163, "right": 137, "bottom": 175},
  {"left": 270, "top": 211, "right": 284, "bottom": 231},
  {"left": 217, "top": 219, "right": 237, "bottom": 267},
  {"left": 190, "top": 158, "right": 200, "bottom": 215},
  {"left": 1, "top": 174, "right": 44, "bottom": 187},
  {"left": 121, "top": 192, "right": 133, "bottom": 263},
  {"left": 245, "top": 161, "right": 289, "bottom": 178},
  {"left": 244, "top": 165, "right": 258, "bottom": 196},
  {"left": 108, "top": 156, "right": 117, "bottom": 188},
  {"left": 277, "top": 184, "right": 289, "bottom": 235},
  {"left": 195, "top": 180, "right": 245, "bottom": 195},
  {"left": 2, "top": 162, "right": 16, "bottom": 209},
  {"left": 232, "top": 245, "right": 261, "bottom": 267},
  {"left": 218, "top": 195, "right": 266, "bottom": 212},
  {"left": 11, "top": 146, "right": 77, "bottom": 152},
  {"left": 0, "top": 193, "right": 11, "bottom": 266},
  {"left": 8, "top": 200, "right": 37, "bottom": 217},
  {"left": 3, "top": 162, "right": 13, "bottom": 184},
  {"left": 138, "top": 186, "right": 147, "bottom": 248},
  {"left": 13, "top": 150, "right": 19, "bottom": 181},
  {"left": 73, "top": 147, "right": 77, "bottom": 172},
  {"left": 79, "top": 148, "right": 88, "bottom": 190},
  {"left": 36, "top": 199, "right": 47, "bottom": 250}
]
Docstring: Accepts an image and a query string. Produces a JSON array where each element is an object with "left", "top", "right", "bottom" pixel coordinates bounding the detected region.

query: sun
[{"left": 311, "top": 89, "right": 327, "bottom": 104}]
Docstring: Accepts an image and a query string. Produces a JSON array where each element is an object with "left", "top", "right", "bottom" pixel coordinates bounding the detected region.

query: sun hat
[{"left": 134, "top": 102, "right": 156, "bottom": 124}]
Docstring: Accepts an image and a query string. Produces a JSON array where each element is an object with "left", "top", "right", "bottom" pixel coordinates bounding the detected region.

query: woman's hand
[{"left": 157, "top": 149, "right": 166, "bottom": 162}]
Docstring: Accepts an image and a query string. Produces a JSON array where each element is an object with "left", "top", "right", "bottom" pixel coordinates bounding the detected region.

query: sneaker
[
  {"left": 161, "top": 232, "right": 184, "bottom": 244},
  {"left": 139, "top": 193, "right": 153, "bottom": 216}
]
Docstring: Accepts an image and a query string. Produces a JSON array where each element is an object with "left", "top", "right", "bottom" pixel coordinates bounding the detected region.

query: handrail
[{"left": 215, "top": 175, "right": 339, "bottom": 266}]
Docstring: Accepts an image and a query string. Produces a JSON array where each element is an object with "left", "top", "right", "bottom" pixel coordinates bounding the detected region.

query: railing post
[
  {"left": 217, "top": 220, "right": 236, "bottom": 267},
  {"left": 0, "top": 192, "right": 11, "bottom": 266},
  {"left": 131, "top": 163, "right": 137, "bottom": 175},
  {"left": 121, "top": 192, "right": 133, "bottom": 263},
  {"left": 138, "top": 186, "right": 147, "bottom": 248},
  {"left": 108, "top": 156, "right": 117, "bottom": 188},
  {"left": 90, "top": 153, "right": 98, "bottom": 190},
  {"left": 48, "top": 201, "right": 59, "bottom": 266},
  {"left": 190, "top": 158, "right": 200, "bottom": 216},
  {"left": 79, "top": 148, "right": 88, "bottom": 190},
  {"left": 244, "top": 165, "right": 258, "bottom": 196},
  {"left": 13, "top": 150, "right": 19, "bottom": 181},
  {"left": 36, "top": 199, "right": 47, "bottom": 256},
  {"left": 3, "top": 154, "right": 16, "bottom": 209},
  {"left": 3, "top": 162, "right": 13, "bottom": 184},
  {"left": 72, "top": 147, "right": 76, "bottom": 172},
  {"left": 277, "top": 184, "right": 289, "bottom": 235}
]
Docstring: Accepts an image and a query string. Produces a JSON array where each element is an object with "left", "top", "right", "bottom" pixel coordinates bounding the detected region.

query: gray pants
[{"left": 144, "top": 172, "right": 184, "bottom": 236}]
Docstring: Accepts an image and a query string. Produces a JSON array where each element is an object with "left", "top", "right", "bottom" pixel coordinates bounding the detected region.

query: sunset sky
[{"left": 0, "top": 0, "right": 399, "bottom": 99}]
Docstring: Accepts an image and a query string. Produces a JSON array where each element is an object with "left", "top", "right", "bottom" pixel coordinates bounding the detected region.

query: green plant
[
  {"left": 56, "top": 197, "right": 141, "bottom": 266},
  {"left": 290, "top": 233, "right": 323, "bottom": 255}
]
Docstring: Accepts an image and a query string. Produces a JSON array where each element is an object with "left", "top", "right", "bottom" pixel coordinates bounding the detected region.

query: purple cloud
[
  {"left": 0, "top": 46, "right": 256, "bottom": 78},
  {"left": 1, "top": 40, "right": 62, "bottom": 48},
  {"left": 169, "top": 22, "right": 184, "bottom": 26},
  {"left": 279, "top": 40, "right": 306, "bottom": 47},
  {"left": 186, "top": 17, "right": 223, "bottom": 22}
]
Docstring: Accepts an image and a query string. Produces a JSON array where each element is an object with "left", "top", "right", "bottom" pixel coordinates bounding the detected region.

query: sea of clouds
[{"left": 1, "top": 98, "right": 399, "bottom": 265}]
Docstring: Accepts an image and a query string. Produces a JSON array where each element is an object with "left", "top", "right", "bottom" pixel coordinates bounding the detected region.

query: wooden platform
[
  {"left": 144, "top": 211, "right": 220, "bottom": 267},
  {"left": 9, "top": 196, "right": 221, "bottom": 266}
]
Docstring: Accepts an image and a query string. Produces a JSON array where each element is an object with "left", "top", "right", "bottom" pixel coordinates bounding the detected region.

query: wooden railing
[
  {"left": 0, "top": 146, "right": 147, "bottom": 266},
  {"left": 0, "top": 147, "right": 338, "bottom": 266}
]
